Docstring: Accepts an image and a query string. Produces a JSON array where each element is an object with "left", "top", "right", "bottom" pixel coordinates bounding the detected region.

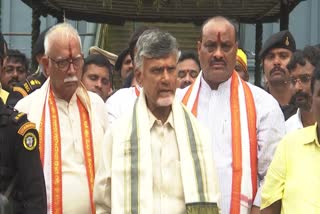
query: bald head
[{"left": 200, "top": 16, "right": 238, "bottom": 42}]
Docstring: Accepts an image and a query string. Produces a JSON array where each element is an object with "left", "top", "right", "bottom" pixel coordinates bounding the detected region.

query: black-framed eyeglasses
[
  {"left": 177, "top": 69, "right": 199, "bottom": 79},
  {"left": 290, "top": 74, "right": 312, "bottom": 85},
  {"left": 48, "top": 55, "right": 84, "bottom": 72}
]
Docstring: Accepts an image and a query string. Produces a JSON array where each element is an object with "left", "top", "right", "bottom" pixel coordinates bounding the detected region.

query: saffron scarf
[
  {"left": 39, "top": 87, "right": 96, "bottom": 214},
  {"left": 182, "top": 71, "right": 257, "bottom": 213}
]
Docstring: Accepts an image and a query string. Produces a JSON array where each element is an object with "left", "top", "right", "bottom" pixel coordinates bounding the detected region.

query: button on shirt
[
  {"left": 148, "top": 110, "right": 186, "bottom": 214},
  {"left": 285, "top": 109, "right": 303, "bottom": 134}
]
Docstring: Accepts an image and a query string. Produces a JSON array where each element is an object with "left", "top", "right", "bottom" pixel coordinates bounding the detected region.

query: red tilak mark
[
  {"left": 217, "top": 32, "right": 221, "bottom": 43},
  {"left": 68, "top": 42, "right": 72, "bottom": 58}
]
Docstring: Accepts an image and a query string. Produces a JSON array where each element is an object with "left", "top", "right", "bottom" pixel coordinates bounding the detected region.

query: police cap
[{"left": 259, "top": 30, "right": 296, "bottom": 59}]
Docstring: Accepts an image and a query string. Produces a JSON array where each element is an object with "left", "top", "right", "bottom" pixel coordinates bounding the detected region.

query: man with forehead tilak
[
  {"left": 176, "top": 16, "right": 285, "bottom": 214},
  {"left": 15, "top": 23, "right": 107, "bottom": 214}
]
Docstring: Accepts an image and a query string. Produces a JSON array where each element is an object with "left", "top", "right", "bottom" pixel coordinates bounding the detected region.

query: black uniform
[
  {"left": 0, "top": 98, "right": 46, "bottom": 214},
  {"left": 6, "top": 68, "right": 47, "bottom": 107}
]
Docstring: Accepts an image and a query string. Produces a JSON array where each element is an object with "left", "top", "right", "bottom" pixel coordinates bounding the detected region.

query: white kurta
[
  {"left": 285, "top": 109, "right": 303, "bottom": 134},
  {"left": 176, "top": 74, "right": 285, "bottom": 214},
  {"left": 105, "top": 87, "right": 139, "bottom": 125},
  {"left": 15, "top": 82, "right": 108, "bottom": 214},
  {"left": 94, "top": 91, "right": 220, "bottom": 214}
]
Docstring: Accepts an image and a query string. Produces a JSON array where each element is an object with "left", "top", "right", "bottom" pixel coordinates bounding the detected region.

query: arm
[
  {"left": 259, "top": 136, "right": 288, "bottom": 212},
  {"left": 94, "top": 130, "right": 113, "bottom": 214},
  {"left": 253, "top": 100, "right": 285, "bottom": 207},
  {"left": 261, "top": 200, "right": 281, "bottom": 214},
  {"left": 16, "top": 128, "right": 47, "bottom": 214}
]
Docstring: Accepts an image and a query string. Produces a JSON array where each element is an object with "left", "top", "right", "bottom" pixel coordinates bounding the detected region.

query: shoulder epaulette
[
  {"left": 12, "top": 86, "right": 28, "bottom": 97},
  {"left": 23, "top": 78, "right": 42, "bottom": 94},
  {"left": 18, "top": 121, "right": 36, "bottom": 136}
]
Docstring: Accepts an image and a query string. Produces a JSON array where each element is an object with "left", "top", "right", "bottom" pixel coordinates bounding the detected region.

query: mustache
[
  {"left": 292, "top": 91, "right": 309, "bottom": 100},
  {"left": 270, "top": 66, "right": 286, "bottom": 76},
  {"left": 209, "top": 58, "right": 226, "bottom": 66},
  {"left": 64, "top": 76, "right": 78, "bottom": 83},
  {"left": 8, "top": 78, "right": 19, "bottom": 84}
]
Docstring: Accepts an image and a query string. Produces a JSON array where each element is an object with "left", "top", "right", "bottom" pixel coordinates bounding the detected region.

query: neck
[
  {"left": 300, "top": 109, "right": 316, "bottom": 128},
  {"left": 150, "top": 106, "right": 171, "bottom": 124},
  {"left": 51, "top": 85, "right": 76, "bottom": 103},
  {"left": 268, "top": 83, "right": 292, "bottom": 106}
]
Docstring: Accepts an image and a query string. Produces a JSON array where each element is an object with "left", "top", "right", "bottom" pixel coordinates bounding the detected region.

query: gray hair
[
  {"left": 44, "top": 23, "right": 82, "bottom": 55},
  {"left": 134, "top": 29, "right": 180, "bottom": 69}
]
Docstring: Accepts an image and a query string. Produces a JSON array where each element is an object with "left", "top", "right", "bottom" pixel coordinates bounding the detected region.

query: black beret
[
  {"left": 115, "top": 47, "right": 130, "bottom": 72},
  {"left": 259, "top": 30, "right": 296, "bottom": 59}
]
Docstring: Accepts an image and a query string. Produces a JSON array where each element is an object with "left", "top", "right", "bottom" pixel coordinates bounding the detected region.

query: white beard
[{"left": 156, "top": 94, "right": 174, "bottom": 107}]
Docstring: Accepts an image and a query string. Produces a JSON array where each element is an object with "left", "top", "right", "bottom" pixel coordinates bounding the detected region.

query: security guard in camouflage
[{"left": 0, "top": 98, "right": 46, "bottom": 214}]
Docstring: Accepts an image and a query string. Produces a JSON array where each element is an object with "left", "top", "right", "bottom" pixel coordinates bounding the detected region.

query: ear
[
  {"left": 135, "top": 68, "right": 143, "bottom": 86},
  {"left": 36, "top": 54, "right": 44, "bottom": 64},
  {"left": 197, "top": 40, "right": 202, "bottom": 55},
  {"left": 41, "top": 56, "right": 50, "bottom": 77}
]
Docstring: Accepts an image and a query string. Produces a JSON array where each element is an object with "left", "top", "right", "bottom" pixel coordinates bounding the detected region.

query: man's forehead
[
  {"left": 202, "top": 20, "right": 235, "bottom": 39},
  {"left": 291, "top": 61, "right": 314, "bottom": 74},
  {"left": 5, "top": 59, "right": 24, "bottom": 65},
  {"left": 267, "top": 48, "right": 292, "bottom": 55},
  {"left": 50, "top": 37, "right": 81, "bottom": 54}
]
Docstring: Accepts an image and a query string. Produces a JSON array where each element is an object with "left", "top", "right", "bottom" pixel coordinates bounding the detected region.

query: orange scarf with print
[{"left": 39, "top": 89, "right": 95, "bottom": 214}]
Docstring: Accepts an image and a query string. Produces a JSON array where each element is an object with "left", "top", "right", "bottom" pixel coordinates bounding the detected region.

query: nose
[
  {"left": 11, "top": 69, "right": 18, "bottom": 78},
  {"left": 293, "top": 79, "right": 303, "bottom": 91},
  {"left": 67, "top": 63, "right": 77, "bottom": 75},
  {"left": 213, "top": 47, "right": 223, "bottom": 59},
  {"left": 273, "top": 55, "right": 281, "bottom": 66},
  {"left": 95, "top": 80, "right": 103, "bottom": 90}
]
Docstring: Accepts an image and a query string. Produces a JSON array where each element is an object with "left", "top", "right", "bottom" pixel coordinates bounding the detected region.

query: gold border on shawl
[
  {"left": 77, "top": 98, "right": 96, "bottom": 214},
  {"left": 48, "top": 90, "right": 63, "bottom": 214}
]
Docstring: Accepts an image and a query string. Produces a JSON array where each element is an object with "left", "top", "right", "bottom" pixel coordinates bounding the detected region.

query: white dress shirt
[
  {"left": 148, "top": 110, "right": 186, "bottom": 214},
  {"left": 105, "top": 87, "right": 139, "bottom": 125},
  {"left": 285, "top": 109, "right": 303, "bottom": 134},
  {"left": 176, "top": 74, "right": 285, "bottom": 213}
]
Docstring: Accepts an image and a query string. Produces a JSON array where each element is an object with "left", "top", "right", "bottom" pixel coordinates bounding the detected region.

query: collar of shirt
[
  {"left": 147, "top": 108, "right": 174, "bottom": 130},
  {"left": 200, "top": 72, "right": 232, "bottom": 94},
  {"left": 303, "top": 123, "right": 320, "bottom": 146}
]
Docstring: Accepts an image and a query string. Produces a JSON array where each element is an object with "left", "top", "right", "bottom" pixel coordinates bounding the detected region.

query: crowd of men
[{"left": 0, "top": 15, "right": 320, "bottom": 214}]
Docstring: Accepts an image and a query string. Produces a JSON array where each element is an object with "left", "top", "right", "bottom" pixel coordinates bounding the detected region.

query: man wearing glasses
[
  {"left": 176, "top": 51, "right": 200, "bottom": 89},
  {"left": 285, "top": 46, "right": 320, "bottom": 133},
  {"left": 15, "top": 23, "right": 107, "bottom": 214}
]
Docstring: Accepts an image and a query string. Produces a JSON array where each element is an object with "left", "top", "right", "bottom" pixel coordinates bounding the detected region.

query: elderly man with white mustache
[{"left": 15, "top": 23, "right": 108, "bottom": 214}]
